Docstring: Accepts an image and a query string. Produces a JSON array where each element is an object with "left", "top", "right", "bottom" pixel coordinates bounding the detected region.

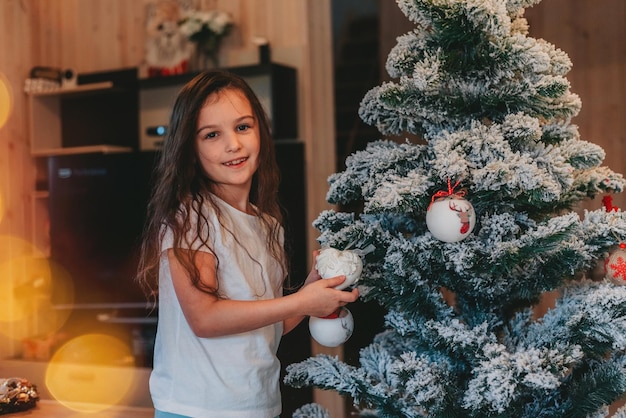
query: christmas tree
[{"left": 285, "top": 0, "right": 626, "bottom": 416}]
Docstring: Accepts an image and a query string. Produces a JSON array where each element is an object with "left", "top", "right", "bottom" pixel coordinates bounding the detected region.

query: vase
[
  {"left": 190, "top": 37, "right": 221, "bottom": 72},
  {"left": 192, "top": 47, "right": 219, "bottom": 71}
]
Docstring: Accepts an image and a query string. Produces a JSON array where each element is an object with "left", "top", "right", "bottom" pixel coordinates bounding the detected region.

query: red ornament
[
  {"left": 605, "top": 243, "right": 626, "bottom": 285},
  {"left": 426, "top": 179, "right": 476, "bottom": 242}
]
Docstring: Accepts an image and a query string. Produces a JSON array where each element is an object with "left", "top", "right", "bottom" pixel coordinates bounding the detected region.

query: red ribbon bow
[{"left": 429, "top": 178, "right": 465, "bottom": 208}]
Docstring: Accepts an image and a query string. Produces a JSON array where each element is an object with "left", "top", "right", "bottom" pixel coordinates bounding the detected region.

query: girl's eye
[
  {"left": 203, "top": 131, "right": 218, "bottom": 140},
  {"left": 237, "top": 124, "right": 251, "bottom": 132}
]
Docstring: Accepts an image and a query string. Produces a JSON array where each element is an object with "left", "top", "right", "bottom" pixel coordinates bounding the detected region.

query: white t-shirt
[{"left": 150, "top": 195, "right": 285, "bottom": 418}]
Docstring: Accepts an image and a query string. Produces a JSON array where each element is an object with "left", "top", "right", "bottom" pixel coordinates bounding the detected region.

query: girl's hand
[
  {"left": 303, "top": 249, "right": 322, "bottom": 286},
  {"left": 297, "top": 274, "right": 359, "bottom": 318},
  {"left": 283, "top": 249, "right": 359, "bottom": 334}
]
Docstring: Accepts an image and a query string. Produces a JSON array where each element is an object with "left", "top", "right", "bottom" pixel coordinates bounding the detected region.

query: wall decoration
[{"left": 144, "top": 0, "right": 193, "bottom": 77}]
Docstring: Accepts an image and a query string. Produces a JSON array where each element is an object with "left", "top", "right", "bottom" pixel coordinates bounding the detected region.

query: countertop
[{"left": 9, "top": 400, "right": 154, "bottom": 417}]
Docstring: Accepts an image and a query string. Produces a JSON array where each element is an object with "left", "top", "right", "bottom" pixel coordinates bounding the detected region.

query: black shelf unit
[
  {"left": 63, "top": 68, "right": 139, "bottom": 150},
  {"left": 139, "top": 63, "right": 298, "bottom": 151}
]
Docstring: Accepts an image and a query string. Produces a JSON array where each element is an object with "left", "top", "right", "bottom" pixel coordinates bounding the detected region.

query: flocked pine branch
[{"left": 286, "top": 0, "right": 626, "bottom": 416}]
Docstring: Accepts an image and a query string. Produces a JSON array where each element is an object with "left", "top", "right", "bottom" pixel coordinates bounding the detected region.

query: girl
[{"left": 136, "top": 70, "right": 359, "bottom": 418}]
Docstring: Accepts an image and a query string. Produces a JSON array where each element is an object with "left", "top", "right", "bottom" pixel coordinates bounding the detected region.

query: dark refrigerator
[{"left": 47, "top": 151, "right": 158, "bottom": 366}]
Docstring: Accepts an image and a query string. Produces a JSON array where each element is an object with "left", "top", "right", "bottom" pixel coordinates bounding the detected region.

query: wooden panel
[
  {"left": 0, "top": 0, "right": 38, "bottom": 361},
  {"left": 26, "top": 0, "right": 311, "bottom": 74},
  {"left": 30, "top": 0, "right": 146, "bottom": 73},
  {"left": 379, "top": 0, "right": 414, "bottom": 81},
  {"left": 526, "top": 0, "right": 626, "bottom": 212}
]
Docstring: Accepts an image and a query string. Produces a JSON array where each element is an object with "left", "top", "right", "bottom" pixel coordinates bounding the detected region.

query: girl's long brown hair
[{"left": 136, "top": 70, "right": 285, "bottom": 301}]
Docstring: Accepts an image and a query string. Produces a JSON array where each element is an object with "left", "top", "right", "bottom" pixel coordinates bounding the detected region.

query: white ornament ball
[
  {"left": 426, "top": 195, "right": 476, "bottom": 242},
  {"left": 309, "top": 307, "right": 354, "bottom": 347},
  {"left": 315, "top": 247, "right": 363, "bottom": 290},
  {"left": 605, "top": 244, "right": 626, "bottom": 285}
]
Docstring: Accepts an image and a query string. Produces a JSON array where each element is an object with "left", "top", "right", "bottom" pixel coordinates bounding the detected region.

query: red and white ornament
[
  {"left": 309, "top": 307, "right": 354, "bottom": 347},
  {"left": 315, "top": 247, "right": 363, "bottom": 290},
  {"left": 605, "top": 243, "right": 626, "bottom": 285},
  {"left": 426, "top": 180, "right": 476, "bottom": 243}
]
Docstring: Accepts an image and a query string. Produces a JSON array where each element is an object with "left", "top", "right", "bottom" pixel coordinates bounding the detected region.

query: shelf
[
  {"left": 27, "top": 81, "right": 114, "bottom": 98},
  {"left": 137, "top": 63, "right": 280, "bottom": 89},
  {"left": 0, "top": 360, "right": 153, "bottom": 408},
  {"left": 31, "top": 145, "right": 133, "bottom": 157},
  {"left": 27, "top": 68, "right": 138, "bottom": 156},
  {"left": 138, "top": 63, "right": 297, "bottom": 150}
]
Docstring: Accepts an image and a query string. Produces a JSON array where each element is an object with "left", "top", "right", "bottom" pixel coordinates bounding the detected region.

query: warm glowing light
[
  {"left": 0, "top": 191, "right": 4, "bottom": 225},
  {"left": 0, "top": 236, "right": 45, "bottom": 323},
  {"left": 0, "top": 72, "right": 12, "bottom": 129},
  {"left": 0, "top": 236, "right": 73, "bottom": 341},
  {"left": 45, "top": 334, "right": 136, "bottom": 413}
]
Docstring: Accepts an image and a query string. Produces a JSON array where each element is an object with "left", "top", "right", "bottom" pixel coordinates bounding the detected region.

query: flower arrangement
[{"left": 179, "top": 10, "right": 233, "bottom": 68}]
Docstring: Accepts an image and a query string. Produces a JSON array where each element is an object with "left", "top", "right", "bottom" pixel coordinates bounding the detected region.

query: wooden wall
[
  {"left": 0, "top": 0, "right": 37, "bottom": 363},
  {"left": 526, "top": 0, "right": 626, "bottom": 212},
  {"left": 0, "top": 1, "right": 33, "bottom": 253}
]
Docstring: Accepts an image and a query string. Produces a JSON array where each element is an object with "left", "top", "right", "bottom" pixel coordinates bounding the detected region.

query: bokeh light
[
  {"left": 0, "top": 72, "right": 12, "bottom": 129},
  {"left": 0, "top": 235, "right": 73, "bottom": 342},
  {"left": 45, "top": 333, "right": 136, "bottom": 413},
  {"left": 0, "top": 190, "right": 4, "bottom": 224},
  {"left": 0, "top": 236, "right": 45, "bottom": 324}
]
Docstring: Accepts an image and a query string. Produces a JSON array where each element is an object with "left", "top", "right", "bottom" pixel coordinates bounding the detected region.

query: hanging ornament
[
  {"left": 315, "top": 247, "right": 363, "bottom": 290},
  {"left": 308, "top": 307, "right": 354, "bottom": 347},
  {"left": 426, "top": 179, "right": 476, "bottom": 242},
  {"left": 605, "top": 243, "right": 626, "bottom": 285},
  {"left": 308, "top": 248, "right": 360, "bottom": 346}
]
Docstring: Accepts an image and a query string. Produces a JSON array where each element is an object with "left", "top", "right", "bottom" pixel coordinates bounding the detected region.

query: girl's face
[{"left": 195, "top": 88, "right": 261, "bottom": 200}]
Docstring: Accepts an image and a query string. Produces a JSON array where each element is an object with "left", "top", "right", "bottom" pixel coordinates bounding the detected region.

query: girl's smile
[
  {"left": 195, "top": 88, "right": 261, "bottom": 209},
  {"left": 224, "top": 157, "right": 248, "bottom": 166}
]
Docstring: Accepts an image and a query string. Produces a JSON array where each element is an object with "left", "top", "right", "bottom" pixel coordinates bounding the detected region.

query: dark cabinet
[{"left": 138, "top": 64, "right": 298, "bottom": 150}]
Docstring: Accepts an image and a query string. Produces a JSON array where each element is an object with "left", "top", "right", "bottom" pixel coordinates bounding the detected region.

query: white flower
[{"left": 179, "top": 9, "right": 233, "bottom": 44}]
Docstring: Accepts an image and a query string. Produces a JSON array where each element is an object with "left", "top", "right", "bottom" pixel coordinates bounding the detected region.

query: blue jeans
[
  {"left": 154, "top": 410, "right": 190, "bottom": 418},
  {"left": 155, "top": 409, "right": 279, "bottom": 418}
]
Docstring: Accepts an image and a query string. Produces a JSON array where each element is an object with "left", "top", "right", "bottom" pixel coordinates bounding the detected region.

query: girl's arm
[
  {"left": 283, "top": 250, "right": 326, "bottom": 334},
  {"left": 169, "top": 249, "right": 359, "bottom": 338}
]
